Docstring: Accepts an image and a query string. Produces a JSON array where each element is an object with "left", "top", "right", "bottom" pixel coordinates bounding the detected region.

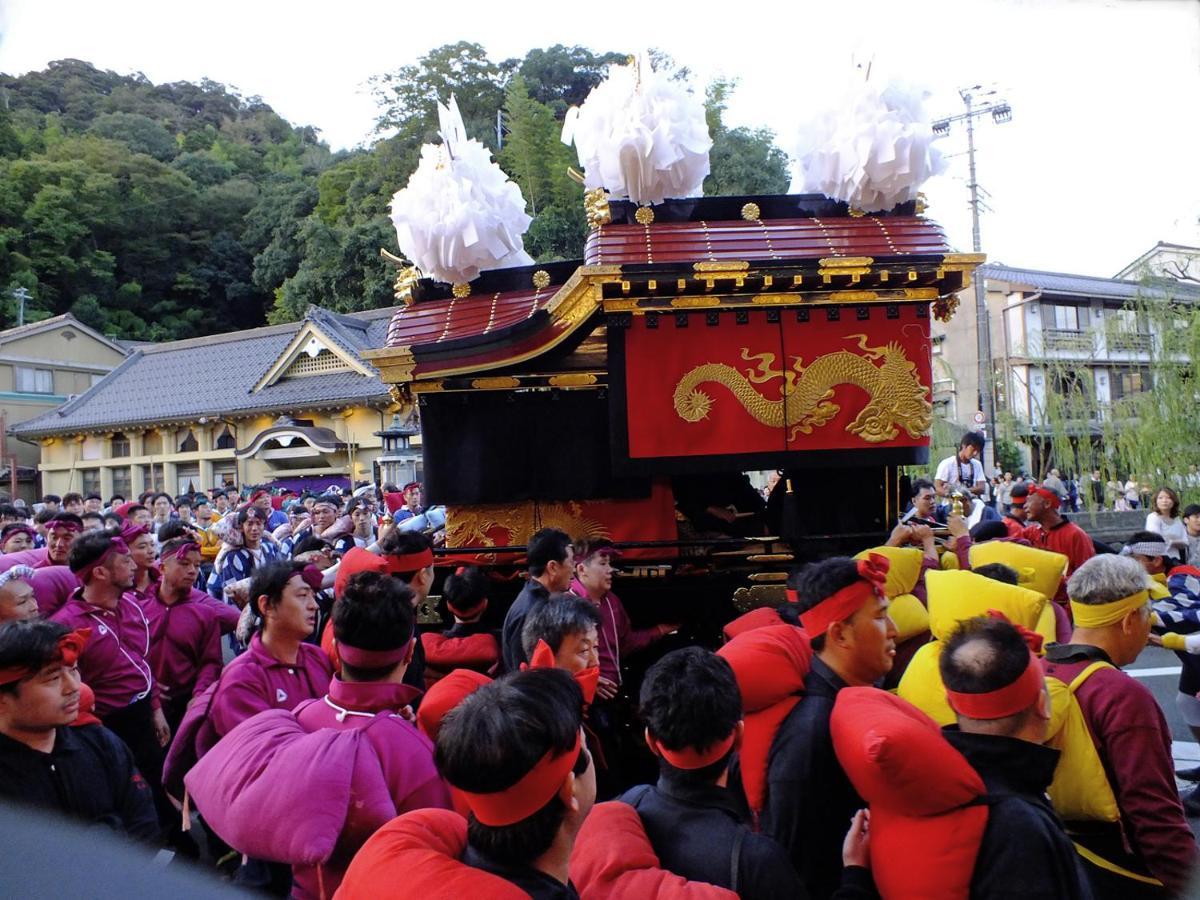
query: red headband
[
  {"left": 389, "top": 548, "right": 434, "bottom": 573},
  {"left": 0, "top": 628, "right": 90, "bottom": 686},
  {"left": 1031, "top": 486, "right": 1060, "bottom": 510},
  {"left": 298, "top": 565, "right": 324, "bottom": 592},
  {"left": 944, "top": 610, "right": 1045, "bottom": 719},
  {"left": 798, "top": 553, "right": 889, "bottom": 637},
  {"left": 163, "top": 542, "right": 200, "bottom": 562},
  {"left": 785, "top": 588, "right": 799, "bottom": 604},
  {"left": 457, "top": 730, "right": 582, "bottom": 826},
  {"left": 3, "top": 525, "right": 35, "bottom": 544},
  {"left": 47, "top": 520, "right": 83, "bottom": 535},
  {"left": 648, "top": 731, "right": 737, "bottom": 770},
  {"left": 71, "top": 537, "right": 130, "bottom": 581},
  {"left": 524, "top": 639, "right": 600, "bottom": 705},
  {"left": 1009, "top": 494, "right": 1026, "bottom": 507},
  {"left": 337, "top": 636, "right": 414, "bottom": 669},
  {"left": 118, "top": 521, "right": 150, "bottom": 544}
]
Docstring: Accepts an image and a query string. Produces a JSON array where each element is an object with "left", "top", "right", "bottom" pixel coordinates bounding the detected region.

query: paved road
[{"left": 1127, "top": 645, "right": 1200, "bottom": 832}]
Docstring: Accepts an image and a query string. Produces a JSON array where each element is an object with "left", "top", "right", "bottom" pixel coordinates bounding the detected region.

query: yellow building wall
[
  {"left": 34, "top": 405, "right": 396, "bottom": 497},
  {"left": 0, "top": 323, "right": 129, "bottom": 492}
]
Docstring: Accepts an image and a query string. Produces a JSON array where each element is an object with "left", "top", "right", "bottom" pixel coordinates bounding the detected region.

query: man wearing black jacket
[
  {"left": 763, "top": 555, "right": 897, "bottom": 899},
  {"left": 0, "top": 619, "right": 157, "bottom": 842},
  {"left": 940, "top": 616, "right": 1093, "bottom": 899},
  {"left": 625, "top": 647, "right": 874, "bottom": 899},
  {"left": 500, "top": 529, "right": 574, "bottom": 673}
]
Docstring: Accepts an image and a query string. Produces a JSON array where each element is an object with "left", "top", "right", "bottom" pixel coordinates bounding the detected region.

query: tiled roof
[
  {"left": 584, "top": 216, "right": 950, "bottom": 266},
  {"left": 12, "top": 306, "right": 397, "bottom": 438},
  {"left": 980, "top": 264, "right": 1200, "bottom": 302}
]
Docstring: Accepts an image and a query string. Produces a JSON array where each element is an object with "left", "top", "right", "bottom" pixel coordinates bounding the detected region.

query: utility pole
[
  {"left": 10, "top": 286, "right": 30, "bottom": 327},
  {"left": 933, "top": 87, "right": 1012, "bottom": 474}
]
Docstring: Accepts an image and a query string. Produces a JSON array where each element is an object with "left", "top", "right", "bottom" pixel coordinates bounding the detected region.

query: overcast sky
[{"left": 2, "top": 0, "right": 1197, "bottom": 277}]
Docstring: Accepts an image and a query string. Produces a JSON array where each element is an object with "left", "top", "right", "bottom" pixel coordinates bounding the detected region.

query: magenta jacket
[
  {"left": 206, "top": 633, "right": 333, "bottom": 741},
  {"left": 0, "top": 547, "right": 50, "bottom": 572},
  {"left": 30, "top": 566, "right": 80, "bottom": 618},
  {"left": 570, "top": 577, "right": 659, "bottom": 684},
  {"left": 139, "top": 584, "right": 226, "bottom": 707},
  {"left": 187, "top": 677, "right": 450, "bottom": 900},
  {"left": 50, "top": 589, "right": 158, "bottom": 716}
]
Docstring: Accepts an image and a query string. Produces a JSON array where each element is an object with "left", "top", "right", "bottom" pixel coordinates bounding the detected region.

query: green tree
[{"left": 704, "top": 79, "right": 789, "bottom": 196}]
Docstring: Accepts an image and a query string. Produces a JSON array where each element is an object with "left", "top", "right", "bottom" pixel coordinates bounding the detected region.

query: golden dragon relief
[
  {"left": 446, "top": 501, "right": 610, "bottom": 550},
  {"left": 672, "top": 335, "right": 932, "bottom": 443}
]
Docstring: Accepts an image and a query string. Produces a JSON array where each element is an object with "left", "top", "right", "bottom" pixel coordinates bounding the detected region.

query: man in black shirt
[
  {"left": 623, "top": 647, "right": 873, "bottom": 899},
  {"left": 762, "top": 554, "right": 897, "bottom": 899},
  {"left": 437, "top": 668, "right": 593, "bottom": 899},
  {"left": 500, "top": 528, "right": 574, "bottom": 673},
  {"left": 0, "top": 619, "right": 157, "bottom": 841},
  {"left": 940, "top": 615, "right": 1093, "bottom": 899}
]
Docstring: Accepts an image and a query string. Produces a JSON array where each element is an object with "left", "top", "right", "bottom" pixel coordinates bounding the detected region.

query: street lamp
[
  {"left": 932, "top": 85, "right": 1013, "bottom": 473},
  {"left": 373, "top": 412, "right": 420, "bottom": 488}
]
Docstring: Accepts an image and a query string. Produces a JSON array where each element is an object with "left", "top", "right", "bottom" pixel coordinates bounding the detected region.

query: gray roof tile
[
  {"left": 12, "top": 306, "right": 398, "bottom": 438},
  {"left": 981, "top": 264, "right": 1200, "bottom": 302}
]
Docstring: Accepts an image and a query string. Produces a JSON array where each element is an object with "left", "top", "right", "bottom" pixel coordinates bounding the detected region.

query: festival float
[{"left": 365, "top": 59, "right": 983, "bottom": 632}]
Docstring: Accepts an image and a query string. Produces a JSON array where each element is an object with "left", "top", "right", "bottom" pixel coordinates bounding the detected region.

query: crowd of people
[{"left": 0, "top": 465, "right": 1198, "bottom": 899}]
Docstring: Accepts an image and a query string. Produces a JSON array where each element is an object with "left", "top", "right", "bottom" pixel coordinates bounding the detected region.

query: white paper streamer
[
  {"left": 789, "top": 77, "right": 946, "bottom": 212},
  {"left": 562, "top": 54, "right": 712, "bottom": 206},
  {"left": 390, "top": 96, "right": 534, "bottom": 285}
]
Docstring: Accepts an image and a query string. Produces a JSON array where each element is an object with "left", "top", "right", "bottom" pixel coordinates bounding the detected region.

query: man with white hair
[{"left": 1043, "top": 554, "right": 1196, "bottom": 898}]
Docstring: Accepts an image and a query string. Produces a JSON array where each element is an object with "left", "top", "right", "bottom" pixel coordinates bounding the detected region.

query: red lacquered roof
[
  {"left": 385, "top": 284, "right": 556, "bottom": 349},
  {"left": 585, "top": 215, "right": 949, "bottom": 266}
]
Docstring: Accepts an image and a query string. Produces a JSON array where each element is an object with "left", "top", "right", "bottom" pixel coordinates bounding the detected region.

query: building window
[
  {"left": 215, "top": 426, "right": 237, "bottom": 450},
  {"left": 176, "top": 464, "right": 200, "bottom": 496},
  {"left": 15, "top": 367, "right": 54, "bottom": 394},
  {"left": 140, "top": 464, "right": 163, "bottom": 492},
  {"left": 1111, "top": 368, "right": 1151, "bottom": 401},
  {"left": 110, "top": 432, "right": 131, "bottom": 458},
  {"left": 81, "top": 468, "right": 101, "bottom": 495},
  {"left": 111, "top": 466, "right": 132, "bottom": 500},
  {"left": 143, "top": 431, "right": 163, "bottom": 456},
  {"left": 178, "top": 430, "right": 199, "bottom": 453},
  {"left": 212, "top": 461, "right": 237, "bottom": 489}
]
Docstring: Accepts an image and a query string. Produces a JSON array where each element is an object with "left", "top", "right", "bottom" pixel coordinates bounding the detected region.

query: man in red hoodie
[{"left": 1022, "top": 484, "right": 1094, "bottom": 606}]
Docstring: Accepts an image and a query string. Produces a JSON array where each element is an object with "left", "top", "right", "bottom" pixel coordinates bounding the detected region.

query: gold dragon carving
[
  {"left": 446, "top": 501, "right": 611, "bottom": 550},
  {"left": 672, "top": 334, "right": 932, "bottom": 443}
]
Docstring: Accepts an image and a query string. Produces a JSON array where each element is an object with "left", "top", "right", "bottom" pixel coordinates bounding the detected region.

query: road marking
[
  {"left": 1128, "top": 666, "right": 1183, "bottom": 678},
  {"left": 1175, "top": 741, "right": 1200, "bottom": 762}
]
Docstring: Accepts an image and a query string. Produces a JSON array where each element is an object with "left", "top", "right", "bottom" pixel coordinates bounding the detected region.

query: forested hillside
[{"left": 0, "top": 46, "right": 788, "bottom": 340}]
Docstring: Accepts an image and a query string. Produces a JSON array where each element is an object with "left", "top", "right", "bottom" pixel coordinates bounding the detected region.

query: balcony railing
[
  {"left": 1108, "top": 332, "right": 1152, "bottom": 353},
  {"left": 1042, "top": 328, "right": 1095, "bottom": 353}
]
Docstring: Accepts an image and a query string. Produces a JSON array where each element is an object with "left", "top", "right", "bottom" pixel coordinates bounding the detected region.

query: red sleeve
[
  {"left": 610, "top": 596, "right": 659, "bottom": 657},
  {"left": 569, "top": 802, "right": 738, "bottom": 900},
  {"left": 201, "top": 595, "right": 240, "bottom": 635},
  {"left": 954, "top": 536, "right": 972, "bottom": 571},
  {"left": 1095, "top": 680, "right": 1199, "bottom": 891},
  {"left": 209, "top": 674, "right": 271, "bottom": 739},
  {"left": 910, "top": 553, "right": 939, "bottom": 606},
  {"left": 192, "top": 617, "right": 223, "bottom": 698},
  {"left": 1069, "top": 528, "right": 1095, "bottom": 573}
]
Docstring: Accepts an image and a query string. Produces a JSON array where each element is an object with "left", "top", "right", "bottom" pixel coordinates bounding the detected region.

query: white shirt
[
  {"left": 935, "top": 454, "right": 986, "bottom": 492},
  {"left": 1145, "top": 512, "right": 1188, "bottom": 558}
]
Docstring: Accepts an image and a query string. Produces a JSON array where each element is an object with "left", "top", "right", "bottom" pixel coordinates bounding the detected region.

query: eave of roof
[{"left": 981, "top": 263, "right": 1200, "bottom": 302}]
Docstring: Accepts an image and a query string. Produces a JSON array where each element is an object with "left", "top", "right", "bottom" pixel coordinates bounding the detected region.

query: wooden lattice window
[{"left": 282, "top": 350, "right": 352, "bottom": 379}]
